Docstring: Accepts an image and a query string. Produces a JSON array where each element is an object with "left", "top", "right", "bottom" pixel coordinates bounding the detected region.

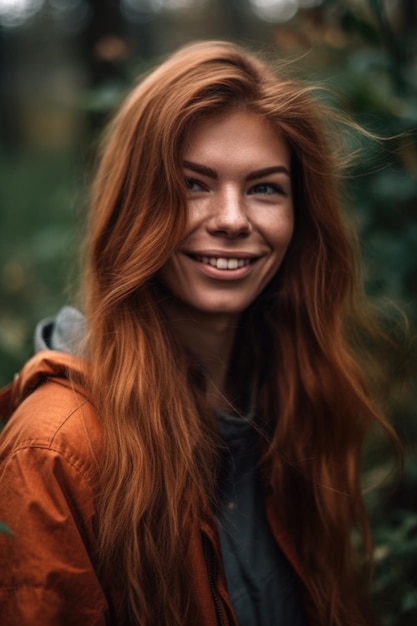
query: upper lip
[{"left": 184, "top": 250, "right": 261, "bottom": 259}]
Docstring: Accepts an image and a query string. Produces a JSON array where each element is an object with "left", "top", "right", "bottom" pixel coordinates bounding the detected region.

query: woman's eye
[
  {"left": 249, "top": 183, "right": 286, "bottom": 196},
  {"left": 185, "top": 178, "right": 205, "bottom": 192}
]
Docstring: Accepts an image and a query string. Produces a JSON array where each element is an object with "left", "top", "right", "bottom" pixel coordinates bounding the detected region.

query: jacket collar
[{"left": 0, "top": 350, "right": 88, "bottom": 423}]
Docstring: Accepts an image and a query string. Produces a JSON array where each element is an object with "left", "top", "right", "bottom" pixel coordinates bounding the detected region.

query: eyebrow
[{"left": 182, "top": 160, "right": 290, "bottom": 181}]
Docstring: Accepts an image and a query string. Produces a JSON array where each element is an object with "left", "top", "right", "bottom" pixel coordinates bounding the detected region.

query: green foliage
[
  {"left": 369, "top": 469, "right": 417, "bottom": 625},
  {"left": 317, "top": 2, "right": 417, "bottom": 623},
  {"left": 0, "top": 148, "right": 82, "bottom": 386},
  {"left": 373, "top": 512, "right": 417, "bottom": 626}
]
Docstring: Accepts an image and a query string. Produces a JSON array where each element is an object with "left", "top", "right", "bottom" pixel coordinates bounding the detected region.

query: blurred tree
[
  {"left": 213, "top": 0, "right": 255, "bottom": 39},
  {"left": 80, "top": 0, "right": 130, "bottom": 133},
  {"left": 310, "top": 3, "right": 417, "bottom": 624},
  {"left": 0, "top": 28, "right": 22, "bottom": 155}
]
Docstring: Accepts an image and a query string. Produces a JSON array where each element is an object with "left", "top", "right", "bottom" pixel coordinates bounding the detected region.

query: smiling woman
[
  {"left": 160, "top": 110, "right": 294, "bottom": 319},
  {"left": 0, "top": 40, "right": 400, "bottom": 626}
]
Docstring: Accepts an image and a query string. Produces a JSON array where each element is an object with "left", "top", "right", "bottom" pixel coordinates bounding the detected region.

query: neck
[{"left": 162, "top": 298, "right": 240, "bottom": 412}]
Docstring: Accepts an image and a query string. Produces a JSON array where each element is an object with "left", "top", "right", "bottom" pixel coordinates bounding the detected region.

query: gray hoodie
[{"left": 34, "top": 306, "right": 86, "bottom": 355}]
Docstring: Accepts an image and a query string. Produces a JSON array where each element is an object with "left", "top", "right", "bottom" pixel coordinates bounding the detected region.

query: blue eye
[
  {"left": 185, "top": 178, "right": 205, "bottom": 192},
  {"left": 250, "top": 183, "right": 285, "bottom": 196}
]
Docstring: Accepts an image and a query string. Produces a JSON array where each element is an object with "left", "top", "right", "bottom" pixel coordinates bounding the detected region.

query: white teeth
[
  {"left": 195, "top": 255, "right": 252, "bottom": 269},
  {"left": 217, "top": 258, "right": 228, "bottom": 269}
]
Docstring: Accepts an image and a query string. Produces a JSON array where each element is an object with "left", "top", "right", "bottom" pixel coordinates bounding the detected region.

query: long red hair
[{"left": 82, "top": 41, "right": 400, "bottom": 624}]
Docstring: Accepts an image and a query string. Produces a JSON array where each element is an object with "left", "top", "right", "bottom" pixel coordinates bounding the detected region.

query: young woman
[{"left": 0, "top": 41, "right": 399, "bottom": 625}]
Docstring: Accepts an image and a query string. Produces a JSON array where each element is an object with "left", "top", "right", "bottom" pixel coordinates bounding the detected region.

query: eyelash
[
  {"left": 185, "top": 178, "right": 206, "bottom": 192},
  {"left": 185, "top": 178, "right": 287, "bottom": 197},
  {"left": 249, "top": 183, "right": 286, "bottom": 196}
]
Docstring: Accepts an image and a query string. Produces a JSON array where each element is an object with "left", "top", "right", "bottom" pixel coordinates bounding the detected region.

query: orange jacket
[{"left": 0, "top": 351, "right": 319, "bottom": 625}]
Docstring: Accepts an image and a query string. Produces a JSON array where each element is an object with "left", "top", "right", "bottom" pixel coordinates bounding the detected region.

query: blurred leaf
[
  {"left": 402, "top": 591, "right": 417, "bottom": 612},
  {"left": 0, "top": 521, "right": 13, "bottom": 535}
]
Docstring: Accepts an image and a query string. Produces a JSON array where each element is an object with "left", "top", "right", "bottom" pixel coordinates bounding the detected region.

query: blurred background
[{"left": 0, "top": 0, "right": 416, "bottom": 622}]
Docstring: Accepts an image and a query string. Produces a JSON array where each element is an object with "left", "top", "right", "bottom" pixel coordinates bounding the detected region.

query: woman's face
[{"left": 159, "top": 110, "right": 294, "bottom": 321}]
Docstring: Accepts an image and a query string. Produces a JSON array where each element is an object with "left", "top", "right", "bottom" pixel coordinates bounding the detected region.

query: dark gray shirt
[{"left": 216, "top": 411, "right": 307, "bottom": 626}]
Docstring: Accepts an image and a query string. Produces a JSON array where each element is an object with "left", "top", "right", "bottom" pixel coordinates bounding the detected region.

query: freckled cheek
[
  {"left": 184, "top": 200, "right": 208, "bottom": 232},
  {"left": 263, "top": 213, "right": 294, "bottom": 251}
]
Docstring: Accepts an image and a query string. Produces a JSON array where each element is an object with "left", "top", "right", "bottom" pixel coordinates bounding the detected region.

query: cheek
[
  {"left": 268, "top": 212, "right": 294, "bottom": 253},
  {"left": 183, "top": 200, "right": 207, "bottom": 234}
]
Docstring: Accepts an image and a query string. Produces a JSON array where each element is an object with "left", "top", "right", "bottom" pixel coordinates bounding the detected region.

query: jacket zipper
[{"left": 202, "top": 532, "right": 225, "bottom": 626}]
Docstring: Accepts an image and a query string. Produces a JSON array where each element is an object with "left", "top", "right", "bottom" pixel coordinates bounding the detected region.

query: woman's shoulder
[{"left": 0, "top": 350, "right": 102, "bottom": 484}]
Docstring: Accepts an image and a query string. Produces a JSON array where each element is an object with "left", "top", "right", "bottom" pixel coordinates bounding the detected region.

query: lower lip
[{"left": 185, "top": 255, "right": 256, "bottom": 280}]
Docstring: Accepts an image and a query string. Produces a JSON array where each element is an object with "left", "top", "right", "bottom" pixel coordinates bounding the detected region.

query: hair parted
[{"left": 81, "top": 40, "right": 400, "bottom": 625}]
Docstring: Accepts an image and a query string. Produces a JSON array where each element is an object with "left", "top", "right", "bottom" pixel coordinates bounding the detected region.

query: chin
[{"left": 191, "top": 300, "right": 252, "bottom": 316}]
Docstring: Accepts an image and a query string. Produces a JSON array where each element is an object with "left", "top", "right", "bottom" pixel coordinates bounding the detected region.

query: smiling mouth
[{"left": 189, "top": 254, "right": 254, "bottom": 270}]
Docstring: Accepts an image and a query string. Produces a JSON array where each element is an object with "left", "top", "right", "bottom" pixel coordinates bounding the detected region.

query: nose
[{"left": 206, "top": 189, "right": 251, "bottom": 238}]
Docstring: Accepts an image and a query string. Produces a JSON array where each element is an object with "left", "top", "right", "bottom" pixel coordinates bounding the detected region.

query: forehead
[{"left": 182, "top": 110, "right": 290, "bottom": 171}]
